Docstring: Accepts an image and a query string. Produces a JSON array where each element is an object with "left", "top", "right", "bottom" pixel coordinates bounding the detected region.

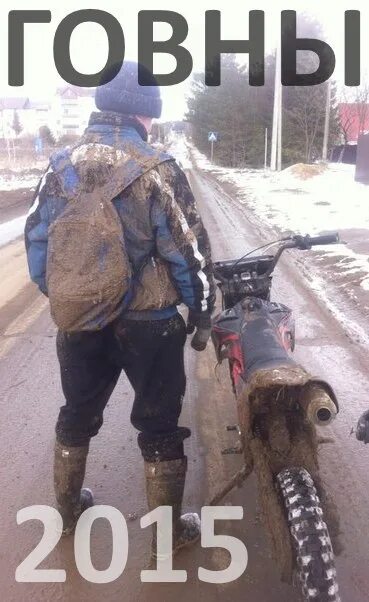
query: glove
[
  {"left": 187, "top": 309, "right": 212, "bottom": 352},
  {"left": 356, "top": 410, "right": 369, "bottom": 444}
]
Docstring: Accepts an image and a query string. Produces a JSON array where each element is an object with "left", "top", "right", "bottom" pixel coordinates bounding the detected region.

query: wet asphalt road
[{"left": 1, "top": 167, "right": 369, "bottom": 601}]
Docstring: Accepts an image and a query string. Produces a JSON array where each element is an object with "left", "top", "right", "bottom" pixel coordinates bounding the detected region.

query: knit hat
[{"left": 95, "top": 61, "right": 162, "bottom": 118}]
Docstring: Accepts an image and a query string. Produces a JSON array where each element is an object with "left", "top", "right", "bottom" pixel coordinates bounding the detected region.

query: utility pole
[
  {"left": 208, "top": 131, "right": 217, "bottom": 163},
  {"left": 271, "top": 47, "right": 279, "bottom": 171},
  {"left": 264, "top": 128, "right": 268, "bottom": 169},
  {"left": 322, "top": 79, "right": 331, "bottom": 161},
  {"left": 271, "top": 42, "right": 282, "bottom": 171},
  {"left": 277, "top": 85, "right": 283, "bottom": 172}
]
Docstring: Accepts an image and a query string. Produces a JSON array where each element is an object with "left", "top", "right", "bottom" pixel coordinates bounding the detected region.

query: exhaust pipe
[{"left": 299, "top": 383, "right": 338, "bottom": 426}]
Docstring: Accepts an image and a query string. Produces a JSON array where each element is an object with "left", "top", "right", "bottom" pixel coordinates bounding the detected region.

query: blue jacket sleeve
[
  {"left": 24, "top": 170, "right": 52, "bottom": 295},
  {"left": 24, "top": 168, "right": 67, "bottom": 295},
  {"left": 151, "top": 162, "right": 215, "bottom": 315}
]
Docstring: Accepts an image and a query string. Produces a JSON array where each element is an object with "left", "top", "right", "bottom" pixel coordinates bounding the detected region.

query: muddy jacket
[{"left": 25, "top": 112, "right": 215, "bottom": 321}]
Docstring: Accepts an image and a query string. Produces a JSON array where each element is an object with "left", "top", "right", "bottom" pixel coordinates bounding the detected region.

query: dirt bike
[{"left": 210, "top": 233, "right": 341, "bottom": 602}]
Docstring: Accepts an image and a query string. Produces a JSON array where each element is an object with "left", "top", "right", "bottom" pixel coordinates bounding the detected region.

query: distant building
[
  {"left": 28, "top": 100, "right": 52, "bottom": 134},
  {"left": 53, "top": 86, "right": 95, "bottom": 138},
  {"left": 339, "top": 103, "right": 369, "bottom": 144},
  {"left": 0, "top": 86, "right": 95, "bottom": 141}
]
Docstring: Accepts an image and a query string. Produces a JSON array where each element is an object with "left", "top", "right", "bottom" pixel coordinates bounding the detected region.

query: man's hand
[
  {"left": 356, "top": 410, "right": 369, "bottom": 444},
  {"left": 186, "top": 309, "right": 212, "bottom": 352}
]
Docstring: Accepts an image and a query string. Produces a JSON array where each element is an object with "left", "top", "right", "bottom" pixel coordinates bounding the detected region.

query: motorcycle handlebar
[
  {"left": 306, "top": 233, "right": 340, "bottom": 247},
  {"left": 265, "top": 232, "right": 340, "bottom": 275},
  {"left": 215, "top": 232, "right": 341, "bottom": 281}
]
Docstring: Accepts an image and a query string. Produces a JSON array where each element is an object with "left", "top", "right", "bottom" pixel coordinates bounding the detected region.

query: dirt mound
[{"left": 283, "top": 163, "right": 328, "bottom": 180}]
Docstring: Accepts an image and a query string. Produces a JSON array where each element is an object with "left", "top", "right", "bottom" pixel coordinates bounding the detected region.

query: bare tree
[
  {"left": 355, "top": 83, "right": 369, "bottom": 135},
  {"left": 338, "top": 91, "right": 356, "bottom": 144},
  {"left": 282, "top": 15, "right": 339, "bottom": 164},
  {"left": 338, "top": 82, "right": 369, "bottom": 143},
  {"left": 283, "top": 57, "right": 329, "bottom": 163}
]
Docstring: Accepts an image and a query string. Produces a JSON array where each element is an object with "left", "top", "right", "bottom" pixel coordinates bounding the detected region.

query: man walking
[{"left": 25, "top": 61, "right": 215, "bottom": 554}]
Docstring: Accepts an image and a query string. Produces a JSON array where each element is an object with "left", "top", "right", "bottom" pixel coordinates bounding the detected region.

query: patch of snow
[
  {"left": 305, "top": 269, "right": 369, "bottom": 347},
  {"left": 169, "top": 135, "right": 193, "bottom": 170},
  {"left": 184, "top": 141, "right": 369, "bottom": 297},
  {"left": 0, "top": 175, "right": 39, "bottom": 191},
  {"left": 0, "top": 214, "right": 26, "bottom": 247}
]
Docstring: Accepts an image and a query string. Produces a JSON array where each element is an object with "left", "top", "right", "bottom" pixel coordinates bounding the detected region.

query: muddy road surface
[{"left": 1, "top": 167, "right": 369, "bottom": 602}]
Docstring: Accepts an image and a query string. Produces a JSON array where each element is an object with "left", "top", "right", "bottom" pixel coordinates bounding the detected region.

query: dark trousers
[{"left": 55, "top": 314, "right": 190, "bottom": 460}]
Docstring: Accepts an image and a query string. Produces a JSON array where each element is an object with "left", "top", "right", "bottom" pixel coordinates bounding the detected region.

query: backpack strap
[
  {"left": 49, "top": 149, "right": 81, "bottom": 202},
  {"left": 49, "top": 148, "right": 123, "bottom": 205}
]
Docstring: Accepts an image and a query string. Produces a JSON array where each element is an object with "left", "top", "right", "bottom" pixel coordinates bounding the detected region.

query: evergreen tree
[
  {"left": 187, "top": 55, "right": 274, "bottom": 168},
  {"left": 39, "top": 125, "right": 56, "bottom": 146},
  {"left": 12, "top": 110, "right": 23, "bottom": 137},
  {"left": 186, "top": 15, "right": 339, "bottom": 169}
]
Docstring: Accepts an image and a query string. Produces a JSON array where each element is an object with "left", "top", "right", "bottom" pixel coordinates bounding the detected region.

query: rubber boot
[
  {"left": 144, "top": 457, "right": 201, "bottom": 558},
  {"left": 54, "top": 440, "right": 94, "bottom": 536}
]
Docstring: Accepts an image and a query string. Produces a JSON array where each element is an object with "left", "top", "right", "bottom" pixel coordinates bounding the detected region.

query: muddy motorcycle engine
[
  {"left": 212, "top": 298, "right": 338, "bottom": 427},
  {"left": 212, "top": 298, "right": 295, "bottom": 386}
]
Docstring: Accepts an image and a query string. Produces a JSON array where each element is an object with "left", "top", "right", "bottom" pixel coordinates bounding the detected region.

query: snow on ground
[
  {"left": 0, "top": 173, "right": 39, "bottom": 192},
  {"left": 167, "top": 133, "right": 192, "bottom": 170},
  {"left": 169, "top": 136, "right": 369, "bottom": 308},
  {"left": 0, "top": 214, "right": 26, "bottom": 248},
  {"left": 190, "top": 144, "right": 368, "bottom": 237},
  {"left": 0, "top": 173, "right": 39, "bottom": 246}
]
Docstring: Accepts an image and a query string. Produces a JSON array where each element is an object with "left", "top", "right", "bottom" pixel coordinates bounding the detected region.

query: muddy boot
[
  {"left": 54, "top": 440, "right": 94, "bottom": 536},
  {"left": 144, "top": 457, "right": 201, "bottom": 558}
]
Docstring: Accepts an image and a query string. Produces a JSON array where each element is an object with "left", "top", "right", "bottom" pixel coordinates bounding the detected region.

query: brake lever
[{"left": 293, "top": 235, "right": 312, "bottom": 250}]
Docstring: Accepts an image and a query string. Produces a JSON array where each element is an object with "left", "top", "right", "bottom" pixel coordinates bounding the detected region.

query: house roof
[
  {"left": 57, "top": 85, "right": 95, "bottom": 99},
  {"left": 28, "top": 100, "right": 51, "bottom": 110},
  {"left": 0, "top": 97, "right": 30, "bottom": 110},
  {"left": 27, "top": 99, "right": 50, "bottom": 109}
]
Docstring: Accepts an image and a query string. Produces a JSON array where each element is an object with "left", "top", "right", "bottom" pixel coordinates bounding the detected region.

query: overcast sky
[{"left": 0, "top": 0, "right": 368, "bottom": 120}]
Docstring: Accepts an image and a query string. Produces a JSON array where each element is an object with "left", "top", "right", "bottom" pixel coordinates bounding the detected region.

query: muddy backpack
[{"left": 46, "top": 177, "right": 131, "bottom": 333}]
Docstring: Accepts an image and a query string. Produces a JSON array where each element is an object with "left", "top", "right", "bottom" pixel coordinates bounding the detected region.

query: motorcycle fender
[{"left": 243, "top": 365, "right": 339, "bottom": 414}]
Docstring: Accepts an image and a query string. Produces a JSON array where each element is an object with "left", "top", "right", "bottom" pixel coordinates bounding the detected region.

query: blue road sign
[{"left": 35, "top": 137, "right": 43, "bottom": 154}]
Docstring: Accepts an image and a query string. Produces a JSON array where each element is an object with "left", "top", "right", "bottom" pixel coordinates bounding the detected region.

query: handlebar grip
[{"left": 309, "top": 233, "right": 340, "bottom": 246}]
